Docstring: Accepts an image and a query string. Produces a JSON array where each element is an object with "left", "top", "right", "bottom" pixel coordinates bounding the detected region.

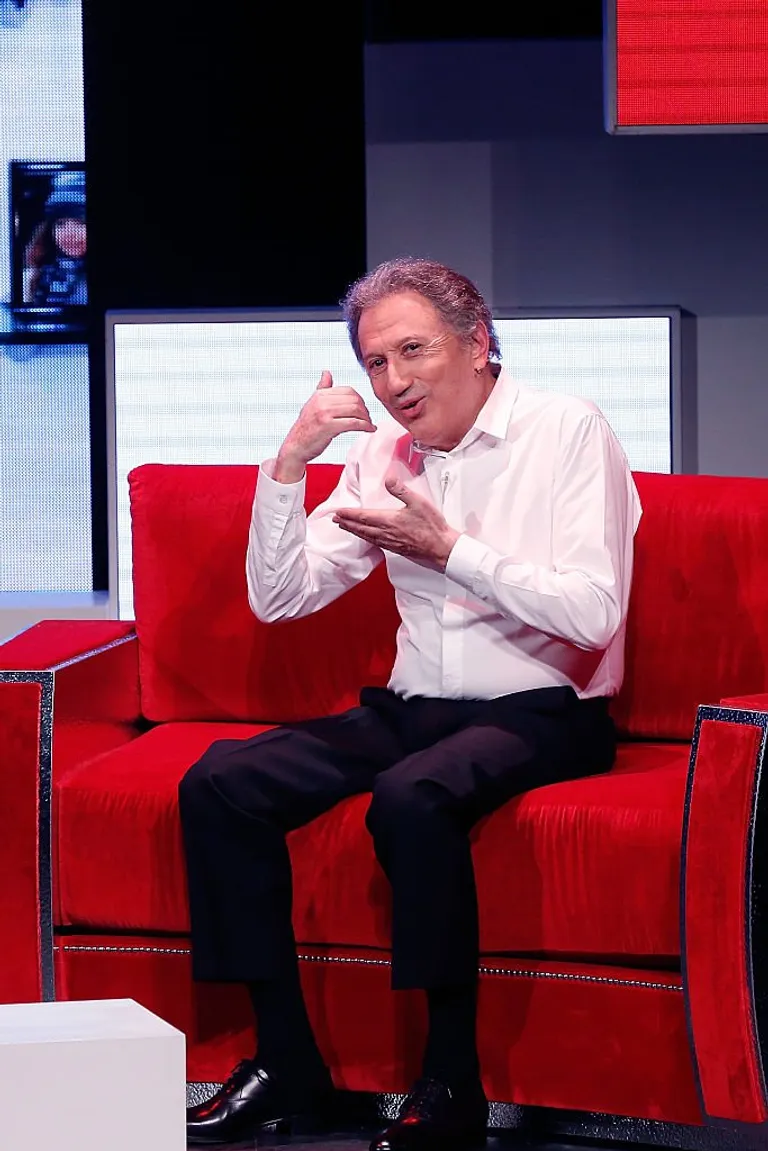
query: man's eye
[
  {"left": 367, "top": 358, "right": 385, "bottom": 372},
  {"left": 404, "top": 343, "right": 420, "bottom": 353}
]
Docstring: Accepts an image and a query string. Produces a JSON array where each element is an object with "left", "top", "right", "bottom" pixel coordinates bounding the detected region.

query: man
[{"left": 181, "top": 257, "right": 642, "bottom": 1150}]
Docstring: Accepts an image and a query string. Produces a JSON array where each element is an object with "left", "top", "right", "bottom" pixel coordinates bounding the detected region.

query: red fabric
[
  {"left": 56, "top": 722, "right": 272, "bottom": 929},
  {"left": 721, "top": 693, "right": 768, "bottom": 711},
  {"left": 0, "top": 681, "right": 43, "bottom": 1003},
  {"left": 52, "top": 721, "right": 143, "bottom": 924},
  {"left": 55, "top": 938, "right": 701, "bottom": 1121},
  {"left": 48, "top": 635, "right": 144, "bottom": 923},
  {"left": 54, "top": 935, "right": 255, "bottom": 1085},
  {"left": 0, "top": 628, "right": 142, "bottom": 1003},
  {"left": 291, "top": 740, "right": 689, "bottom": 961},
  {"left": 129, "top": 464, "right": 399, "bottom": 723},
  {"left": 612, "top": 473, "right": 768, "bottom": 740},
  {"left": 53, "top": 722, "right": 140, "bottom": 774},
  {"left": 128, "top": 466, "right": 768, "bottom": 736},
  {"left": 52, "top": 633, "right": 141, "bottom": 726},
  {"left": 57, "top": 725, "right": 688, "bottom": 962},
  {"left": 477, "top": 956, "right": 698, "bottom": 1122},
  {"left": 0, "top": 620, "right": 135, "bottom": 670},
  {"left": 684, "top": 718, "right": 767, "bottom": 1122}
]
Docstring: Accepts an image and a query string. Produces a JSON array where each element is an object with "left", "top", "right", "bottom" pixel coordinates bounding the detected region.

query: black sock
[
  {"left": 247, "top": 958, "right": 329, "bottom": 1087},
  {"left": 422, "top": 983, "right": 481, "bottom": 1091}
]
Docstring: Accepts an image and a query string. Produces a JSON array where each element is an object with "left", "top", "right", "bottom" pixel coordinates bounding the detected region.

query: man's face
[
  {"left": 358, "top": 291, "right": 489, "bottom": 451},
  {"left": 53, "top": 217, "right": 87, "bottom": 259}
]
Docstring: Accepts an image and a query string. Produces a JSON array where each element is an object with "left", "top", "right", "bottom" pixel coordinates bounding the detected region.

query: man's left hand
[{"left": 333, "top": 478, "right": 460, "bottom": 570}]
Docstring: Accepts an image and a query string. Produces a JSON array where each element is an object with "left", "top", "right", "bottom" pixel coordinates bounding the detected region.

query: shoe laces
[
  {"left": 220, "top": 1059, "right": 257, "bottom": 1098},
  {"left": 398, "top": 1078, "right": 451, "bottom": 1121},
  {"left": 192, "top": 1061, "right": 256, "bottom": 1118}
]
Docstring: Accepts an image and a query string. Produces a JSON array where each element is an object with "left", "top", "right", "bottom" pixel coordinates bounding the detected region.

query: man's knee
[
  {"left": 178, "top": 740, "right": 230, "bottom": 811},
  {"left": 366, "top": 767, "right": 447, "bottom": 837}
]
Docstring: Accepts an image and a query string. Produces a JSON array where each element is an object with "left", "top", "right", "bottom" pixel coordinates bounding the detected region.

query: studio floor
[{"left": 184, "top": 1135, "right": 608, "bottom": 1150}]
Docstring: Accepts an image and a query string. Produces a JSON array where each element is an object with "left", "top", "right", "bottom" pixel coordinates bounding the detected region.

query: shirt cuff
[
  {"left": 255, "top": 458, "right": 306, "bottom": 514},
  {"left": 444, "top": 533, "right": 495, "bottom": 595}
]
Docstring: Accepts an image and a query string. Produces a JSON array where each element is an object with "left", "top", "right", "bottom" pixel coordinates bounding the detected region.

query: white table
[{"left": 0, "top": 998, "right": 186, "bottom": 1151}]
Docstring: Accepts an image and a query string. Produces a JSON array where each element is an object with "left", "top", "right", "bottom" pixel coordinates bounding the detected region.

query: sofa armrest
[
  {"left": 721, "top": 692, "right": 768, "bottom": 711},
  {"left": 681, "top": 703, "right": 768, "bottom": 1125},
  {"left": 0, "top": 619, "right": 136, "bottom": 670},
  {"left": 0, "top": 621, "right": 142, "bottom": 1004}
]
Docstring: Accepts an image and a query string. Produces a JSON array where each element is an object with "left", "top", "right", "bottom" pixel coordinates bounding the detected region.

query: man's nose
[{"left": 384, "top": 361, "right": 410, "bottom": 398}]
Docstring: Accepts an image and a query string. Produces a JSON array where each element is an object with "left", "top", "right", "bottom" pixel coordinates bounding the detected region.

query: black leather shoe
[
  {"left": 370, "top": 1077, "right": 488, "bottom": 1151},
  {"left": 186, "top": 1059, "right": 334, "bottom": 1145}
]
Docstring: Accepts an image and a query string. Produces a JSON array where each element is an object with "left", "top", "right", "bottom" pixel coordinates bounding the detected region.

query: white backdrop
[
  {"left": 109, "top": 312, "right": 674, "bottom": 618},
  {"left": 0, "top": 0, "right": 91, "bottom": 592}
]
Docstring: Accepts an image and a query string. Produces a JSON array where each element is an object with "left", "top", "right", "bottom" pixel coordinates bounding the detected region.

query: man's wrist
[
  {"left": 435, "top": 527, "right": 461, "bottom": 571},
  {"left": 273, "top": 448, "right": 308, "bottom": 485}
]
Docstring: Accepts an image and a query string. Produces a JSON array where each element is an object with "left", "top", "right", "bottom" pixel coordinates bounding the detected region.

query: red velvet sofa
[{"left": 3, "top": 462, "right": 768, "bottom": 1147}]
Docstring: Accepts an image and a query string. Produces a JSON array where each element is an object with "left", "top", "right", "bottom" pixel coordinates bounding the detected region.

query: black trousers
[{"left": 178, "top": 685, "right": 615, "bottom": 990}]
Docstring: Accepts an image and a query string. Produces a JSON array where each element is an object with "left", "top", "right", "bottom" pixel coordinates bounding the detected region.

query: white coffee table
[{"left": 0, "top": 998, "right": 186, "bottom": 1150}]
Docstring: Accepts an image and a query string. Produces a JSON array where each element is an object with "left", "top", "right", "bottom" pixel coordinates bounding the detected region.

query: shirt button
[{"left": 278, "top": 495, "right": 289, "bottom": 504}]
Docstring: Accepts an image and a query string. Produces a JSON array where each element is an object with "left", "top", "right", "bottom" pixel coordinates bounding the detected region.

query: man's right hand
[{"left": 273, "top": 371, "right": 376, "bottom": 483}]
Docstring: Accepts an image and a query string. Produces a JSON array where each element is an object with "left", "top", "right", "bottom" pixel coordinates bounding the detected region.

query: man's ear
[{"left": 470, "top": 321, "right": 490, "bottom": 370}]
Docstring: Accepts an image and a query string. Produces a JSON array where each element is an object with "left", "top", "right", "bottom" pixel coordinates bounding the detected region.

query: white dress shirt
[{"left": 247, "top": 367, "right": 642, "bottom": 701}]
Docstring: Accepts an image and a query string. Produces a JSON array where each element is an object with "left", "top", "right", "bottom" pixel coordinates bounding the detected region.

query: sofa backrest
[
  {"left": 129, "top": 464, "right": 768, "bottom": 739},
  {"left": 612, "top": 472, "right": 768, "bottom": 738},
  {"left": 129, "top": 464, "right": 399, "bottom": 724}
]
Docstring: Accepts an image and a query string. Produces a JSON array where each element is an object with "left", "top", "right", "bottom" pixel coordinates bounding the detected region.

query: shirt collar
[
  {"left": 410, "top": 365, "right": 519, "bottom": 461},
  {"left": 472, "top": 365, "right": 519, "bottom": 442}
]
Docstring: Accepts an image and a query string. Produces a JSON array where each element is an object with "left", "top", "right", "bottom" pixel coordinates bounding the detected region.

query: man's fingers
[
  {"left": 335, "top": 520, "right": 383, "bottom": 544},
  {"left": 316, "top": 370, "right": 333, "bottom": 390},
  {"left": 316, "top": 386, "right": 375, "bottom": 427},
  {"left": 330, "top": 417, "right": 377, "bottom": 435},
  {"left": 384, "top": 476, "right": 414, "bottom": 504},
  {"left": 334, "top": 509, "right": 392, "bottom": 530},
  {"left": 334, "top": 510, "right": 371, "bottom": 526},
  {"left": 324, "top": 387, "right": 373, "bottom": 414}
]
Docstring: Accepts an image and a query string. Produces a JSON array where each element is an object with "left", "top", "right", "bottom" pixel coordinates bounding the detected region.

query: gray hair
[{"left": 342, "top": 256, "right": 501, "bottom": 365}]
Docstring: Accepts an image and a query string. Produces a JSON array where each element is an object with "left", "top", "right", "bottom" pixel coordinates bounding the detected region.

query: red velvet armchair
[{"left": 2, "top": 462, "right": 768, "bottom": 1148}]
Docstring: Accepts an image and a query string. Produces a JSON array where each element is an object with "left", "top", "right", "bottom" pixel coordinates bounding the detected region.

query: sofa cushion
[
  {"left": 129, "top": 464, "right": 399, "bottom": 724},
  {"left": 56, "top": 723, "right": 688, "bottom": 962}
]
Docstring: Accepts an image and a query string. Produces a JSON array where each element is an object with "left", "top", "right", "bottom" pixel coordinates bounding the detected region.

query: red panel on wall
[{"left": 612, "top": 1, "right": 768, "bottom": 129}]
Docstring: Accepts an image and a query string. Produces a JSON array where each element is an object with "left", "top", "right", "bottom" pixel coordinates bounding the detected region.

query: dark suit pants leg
[
  {"left": 365, "top": 689, "right": 615, "bottom": 989},
  {"left": 178, "top": 704, "right": 403, "bottom": 982}
]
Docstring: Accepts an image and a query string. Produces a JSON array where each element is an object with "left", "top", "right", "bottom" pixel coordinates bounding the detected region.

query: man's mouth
[{"left": 398, "top": 396, "right": 425, "bottom": 419}]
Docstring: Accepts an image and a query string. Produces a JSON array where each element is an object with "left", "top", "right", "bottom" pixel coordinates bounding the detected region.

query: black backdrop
[
  {"left": 81, "top": 2, "right": 366, "bottom": 311},
  {"left": 81, "top": 1, "right": 367, "bottom": 586},
  {"left": 79, "top": 0, "right": 603, "bottom": 588}
]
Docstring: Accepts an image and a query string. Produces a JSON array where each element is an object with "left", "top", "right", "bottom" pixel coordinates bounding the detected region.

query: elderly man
[{"left": 182, "top": 258, "right": 642, "bottom": 1150}]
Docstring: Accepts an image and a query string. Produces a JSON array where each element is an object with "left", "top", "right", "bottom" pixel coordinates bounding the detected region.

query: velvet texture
[
  {"left": 129, "top": 467, "right": 768, "bottom": 737},
  {"left": 612, "top": 473, "right": 768, "bottom": 739},
  {"left": 53, "top": 938, "right": 701, "bottom": 1123},
  {"left": 0, "top": 630, "right": 143, "bottom": 994},
  {"left": 52, "top": 633, "right": 141, "bottom": 726},
  {"left": 0, "top": 620, "right": 136, "bottom": 671},
  {"left": 721, "top": 693, "right": 768, "bottom": 710},
  {"left": 7, "top": 464, "right": 768, "bottom": 1132},
  {"left": 56, "top": 722, "right": 271, "bottom": 929},
  {"left": 684, "top": 718, "right": 767, "bottom": 1123},
  {"left": 57, "top": 728, "right": 688, "bottom": 960},
  {"left": 0, "top": 682, "right": 44, "bottom": 1003},
  {"left": 129, "top": 465, "right": 399, "bottom": 723}
]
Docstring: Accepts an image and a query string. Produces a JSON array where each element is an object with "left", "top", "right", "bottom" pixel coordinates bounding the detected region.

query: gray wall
[{"left": 365, "top": 39, "right": 768, "bottom": 477}]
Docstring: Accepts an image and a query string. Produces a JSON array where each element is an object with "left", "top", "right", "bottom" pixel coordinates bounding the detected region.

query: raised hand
[
  {"left": 333, "top": 477, "right": 460, "bottom": 570},
  {"left": 274, "top": 371, "right": 377, "bottom": 483}
]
